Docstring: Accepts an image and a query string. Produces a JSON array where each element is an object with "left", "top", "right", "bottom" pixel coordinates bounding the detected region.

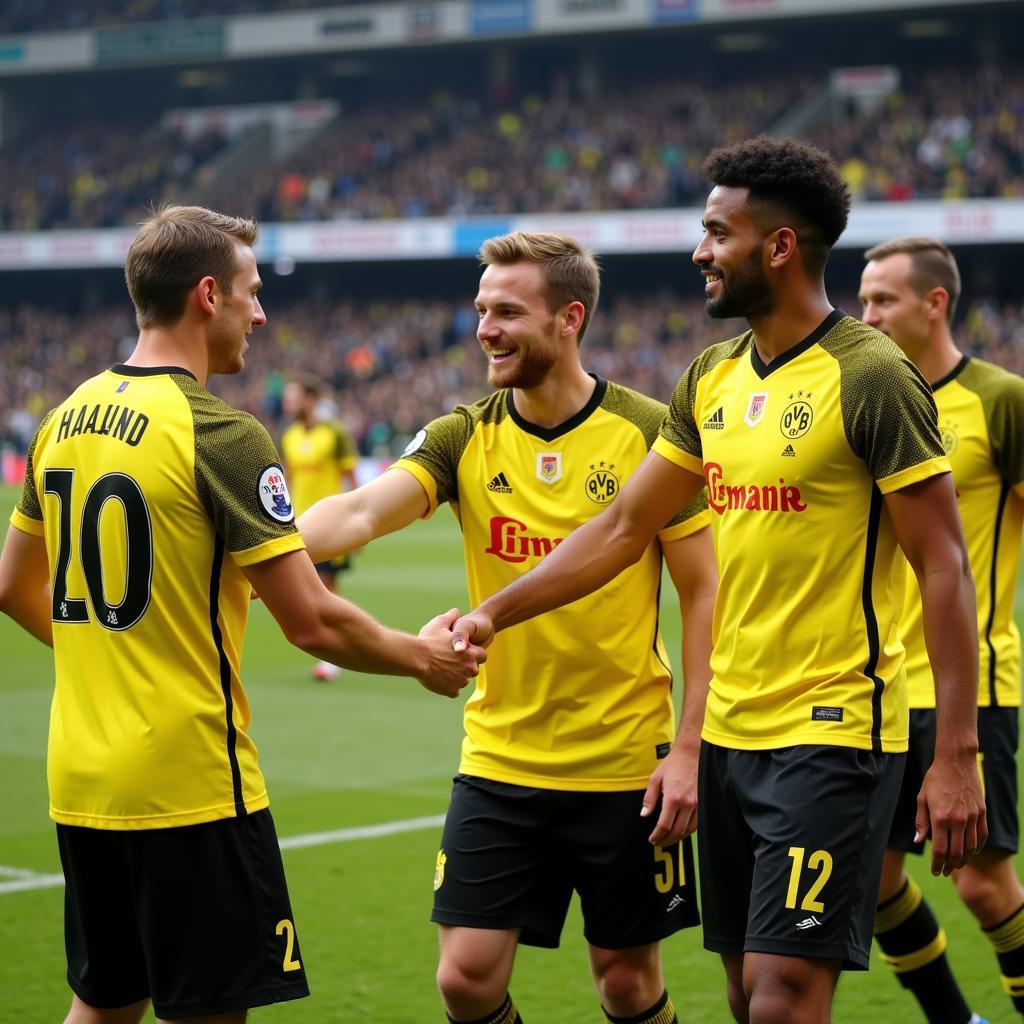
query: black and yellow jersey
[
  {"left": 653, "top": 311, "right": 950, "bottom": 753},
  {"left": 11, "top": 364, "right": 304, "bottom": 830},
  {"left": 281, "top": 419, "right": 358, "bottom": 515},
  {"left": 394, "top": 375, "right": 710, "bottom": 791},
  {"left": 902, "top": 357, "right": 1024, "bottom": 709}
]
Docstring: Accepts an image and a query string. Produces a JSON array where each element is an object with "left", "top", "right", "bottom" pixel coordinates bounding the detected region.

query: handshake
[{"left": 415, "top": 608, "right": 494, "bottom": 698}]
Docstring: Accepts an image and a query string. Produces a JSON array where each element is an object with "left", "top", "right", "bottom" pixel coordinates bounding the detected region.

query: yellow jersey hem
[
  {"left": 50, "top": 792, "right": 270, "bottom": 829},
  {"left": 660, "top": 507, "right": 711, "bottom": 542},
  {"left": 458, "top": 761, "right": 653, "bottom": 792},
  {"left": 700, "top": 727, "right": 908, "bottom": 753},
  {"left": 390, "top": 461, "right": 438, "bottom": 517},
  {"left": 652, "top": 435, "right": 703, "bottom": 475},
  {"left": 877, "top": 456, "right": 951, "bottom": 495},
  {"left": 231, "top": 532, "right": 305, "bottom": 567},
  {"left": 10, "top": 508, "right": 44, "bottom": 536}
]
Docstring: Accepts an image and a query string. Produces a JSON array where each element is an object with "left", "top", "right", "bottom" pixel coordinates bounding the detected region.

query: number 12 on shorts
[{"left": 785, "top": 846, "right": 833, "bottom": 913}]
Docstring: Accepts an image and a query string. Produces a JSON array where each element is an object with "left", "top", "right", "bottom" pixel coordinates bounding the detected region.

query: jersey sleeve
[
  {"left": 653, "top": 358, "right": 705, "bottom": 475},
  {"left": 391, "top": 410, "right": 472, "bottom": 516},
  {"left": 842, "top": 346, "right": 950, "bottom": 493},
  {"left": 9, "top": 411, "right": 53, "bottom": 536},
  {"left": 332, "top": 421, "right": 360, "bottom": 472},
  {"left": 658, "top": 488, "right": 711, "bottom": 542},
  {"left": 192, "top": 399, "right": 305, "bottom": 566},
  {"left": 986, "top": 372, "right": 1024, "bottom": 494}
]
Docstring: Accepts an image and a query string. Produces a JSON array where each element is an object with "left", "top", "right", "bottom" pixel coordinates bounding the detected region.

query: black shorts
[
  {"left": 431, "top": 774, "right": 699, "bottom": 949},
  {"left": 698, "top": 742, "right": 904, "bottom": 970},
  {"left": 314, "top": 555, "right": 351, "bottom": 576},
  {"left": 57, "top": 808, "right": 309, "bottom": 1019},
  {"left": 889, "top": 706, "right": 1019, "bottom": 854}
]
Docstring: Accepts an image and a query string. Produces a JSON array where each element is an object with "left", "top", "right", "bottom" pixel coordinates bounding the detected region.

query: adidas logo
[
  {"left": 703, "top": 407, "right": 725, "bottom": 430},
  {"left": 781, "top": 444, "right": 796, "bottom": 457},
  {"left": 487, "top": 472, "right": 513, "bottom": 494}
]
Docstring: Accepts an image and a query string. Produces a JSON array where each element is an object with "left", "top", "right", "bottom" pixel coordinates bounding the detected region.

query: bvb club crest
[
  {"left": 433, "top": 849, "right": 447, "bottom": 891},
  {"left": 745, "top": 392, "right": 769, "bottom": 428},
  {"left": 537, "top": 452, "right": 562, "bottom": 485},
  {"left": 585, "top": 462, "right": 619, "bottom": 504},
  {"left": 941, "top": 421, "right": 959, "bottom": 454},
  {"left": 780, "top": 399, "right": 813, "bottom": 439}
]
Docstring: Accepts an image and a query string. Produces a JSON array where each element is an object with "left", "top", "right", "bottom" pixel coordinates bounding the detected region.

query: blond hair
[
  {"left": 480, "top": 230, "right": 600, "bottom": 342},
  {"left": 863, "top": 236, "right": 961, "bottom": 324},
  {"left": 125, "top": 204, "right": 259, "bottom": 329}
]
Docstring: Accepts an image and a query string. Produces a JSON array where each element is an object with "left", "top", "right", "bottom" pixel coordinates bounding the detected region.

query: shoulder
[
  {"left": 959, "top": 357, "right": 1024, "bottom": 406},
  {"left": 690, "top": 332, "right": 752, "bottom": 379},
  {"left": 820, "top": 316, "right": 922, "bottom": 388},
  {"left": 601, "top": 379, "right": 666, "bottom": 445}
]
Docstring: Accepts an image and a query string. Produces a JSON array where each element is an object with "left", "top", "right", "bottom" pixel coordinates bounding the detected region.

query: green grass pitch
[{"left": 1, "top": 481, "right": 1020, "bottom": 1022}]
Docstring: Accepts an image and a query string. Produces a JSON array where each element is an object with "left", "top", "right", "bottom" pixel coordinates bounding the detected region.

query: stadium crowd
[
  {"left": 2, "top": 61, "right": 1021, "bottom": 232},
  {"left": 3, "top": 292, "right": 1021, "bottom": 460}
]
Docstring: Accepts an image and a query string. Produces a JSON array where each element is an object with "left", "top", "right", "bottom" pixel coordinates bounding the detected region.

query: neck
[
  {"left": 914, "top": 331, "right": 964, "bottom": 386},
  {"left": 512, "top": 362, "right": 596, "bottom": 429},
  {"left": 748, "top": 284, "right": 833, "bottom": 365},
  {"left": 124, "top": 328, "right": 209, "bottom": 385}
]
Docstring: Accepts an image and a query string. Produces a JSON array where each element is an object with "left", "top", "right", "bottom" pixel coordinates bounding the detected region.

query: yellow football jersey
[
  {"left": 394, "top": 376, "right": 710, "bottom": 791},
  {"left": 902, "top": 357, "right": 1024, "bottom": 708},
  {"left": 11, "top": 364, "right": 304, "bottom": 830},
  {"left": 280, "top": 419, "right": 358, "bottom": 515},
  {"left": 654, "top": 311, "right": 950, "bottom": 753}
]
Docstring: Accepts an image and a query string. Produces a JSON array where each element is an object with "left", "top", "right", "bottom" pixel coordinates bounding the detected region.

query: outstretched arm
[
  {"left": 886, "top": 472, "right": 987, "bottom": 875},
  {"left": 243, "top": 548, "right": 485, "bottom": 697},
  {"left": 297, "top": 469, "right": 429, "bottom": 563},
  {"left": 0, "top": 524, "right": 53, "bottom": 647},
  {"left": 642, "top": 525, "right": 717, "bottom": 845},
  {"left": 453, "top": 452, "right": 705, "bottom": 646}
]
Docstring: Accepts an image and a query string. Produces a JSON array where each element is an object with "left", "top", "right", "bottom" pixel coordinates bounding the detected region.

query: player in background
[
  {"left": 281, "top": 376, "right": 360, "bottom": 680},
  {"left": 299, "top": 231, "right": 716, "bottom": 1024},
  {"left": 861, "top": 236, "right": 1024, "bottom": 1024},
  {"left": 448, "top": 138, "right": 987, "bottom": 1024},
  {"left": 0, "top": 204, "right": 485, "bottom": 1024}
]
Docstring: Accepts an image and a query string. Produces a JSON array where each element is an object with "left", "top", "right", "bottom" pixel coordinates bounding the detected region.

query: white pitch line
[{"left": 0, "top": 813, "right": 446, "bottom": 896}]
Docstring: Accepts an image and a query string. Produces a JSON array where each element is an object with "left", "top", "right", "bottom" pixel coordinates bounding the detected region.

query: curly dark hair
[{"left": 703, "top": 136, "right": 851, "bottom": 271}]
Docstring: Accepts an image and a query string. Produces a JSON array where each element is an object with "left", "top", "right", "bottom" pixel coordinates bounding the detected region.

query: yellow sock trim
[
  {"left": 1001, "top": 973, "right": 1024, "bottom": 997},
  {"left": 647, "top": 996, "right": 676, "bottom": 1024},
  {"left": 875, "top": 876, "right": 923, "bottom": 935},
  {"left": 986, "top": 905, "right": 1024, "bottom": 953},
  {"left": 879, "top": 929, "right": 947, "bottom": 973}
]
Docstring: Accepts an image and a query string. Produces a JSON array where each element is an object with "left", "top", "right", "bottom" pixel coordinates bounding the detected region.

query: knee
[
  {"left": 436, "top": 952, "right": 502, "bottom": 1010},
  {"left": 592, "top": 953, "right": 660, "bottom": 1016},
  {"left": 954, "top": 860, "right": 1021, "bottom": 926},
  {"left": 725, "top": 976, "right": 750, "bottom": 1024},
  {"left": 746, "top": 966, "right": 828, "bottom": 1024}
]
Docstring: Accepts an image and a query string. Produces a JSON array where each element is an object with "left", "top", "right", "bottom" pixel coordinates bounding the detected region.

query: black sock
[
  {"left": 603, "top": 988, "right": 677, "bottom": 1024},
  {"left": 447, "top": 992, "right": 523, "bottom": 1024},
  {"left": 874, "top": 876, "right": 973, "bottom": 1024},
  {"left": 982, "top": 900, "right": 1024, "bottom": 1015}
]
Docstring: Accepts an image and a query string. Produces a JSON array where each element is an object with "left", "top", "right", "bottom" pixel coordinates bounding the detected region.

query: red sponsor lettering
[
  {"left": 485, "top": 516, "right": 563, "bottom": 564},
  {"left": 704, "top": 462, "right": 807, "bottom": 514}
]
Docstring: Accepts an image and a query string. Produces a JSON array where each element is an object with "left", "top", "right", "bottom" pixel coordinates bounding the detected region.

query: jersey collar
[
  {"left": 930, "top": 354, "right": 970, "bottom": 392},
  {"left": 749, "top": 308, "right": 846, "bottom": 380},
  {"left": 506, "top": 372, "right": 608, "bottom": 441},
  {"left": 111, "top": 363, "right": 198, "bottom": 382}
]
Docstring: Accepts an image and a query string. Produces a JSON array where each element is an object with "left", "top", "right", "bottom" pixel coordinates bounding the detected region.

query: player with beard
[
  {"left": 298, "top": 230, "right": 716, "bottom": 1024},
  {"left": 448, "top": 138, "right": 987, "bottom": 1023}
]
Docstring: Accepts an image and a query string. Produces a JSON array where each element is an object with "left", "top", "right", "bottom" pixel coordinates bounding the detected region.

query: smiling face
[
  {"left": 208, "top": 243, "right": 266, "bottom": 376},
  {"left": 858, "top": 252, "right": 932, "bottom": 360},
  {"left": 475, "top": 261, "right": 564, "bottom": 390},
  {"left": 692, "top": 185, "right": 775, "bottom": 320}
]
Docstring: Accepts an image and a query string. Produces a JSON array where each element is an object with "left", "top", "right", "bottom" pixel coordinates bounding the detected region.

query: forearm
[
  {"left": 674, "top": 591, "right": 714, "bottom": 752},
  {"left": 478, "top": 506, "right": 646, "bottom": 632},
  {"left": 919, "top": 562, "right": 980, "bottom": 755}
]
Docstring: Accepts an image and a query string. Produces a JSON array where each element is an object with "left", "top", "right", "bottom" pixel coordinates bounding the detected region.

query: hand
[
  {"left": 640, "top": 744, "right": 698, "bottom": 846},
  {"left": 450, "top": 610, "right": 495, "bottom": 652},
  {"left": 916, "top": 749, "right": 987, "bottom": 876},
  {"left": 416, "top": 608, "right": 488, "bottom": 698}
]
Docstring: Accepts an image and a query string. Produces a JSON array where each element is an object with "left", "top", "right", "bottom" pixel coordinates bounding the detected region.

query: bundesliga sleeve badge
[{"left": 258, "top": 464, "right": 295, "bottom": 523}]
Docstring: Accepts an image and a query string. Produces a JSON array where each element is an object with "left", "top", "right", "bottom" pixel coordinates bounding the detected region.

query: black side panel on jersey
[
  {"left": 15, "top": 408, "right": 55, "bottom": 522},
  {"left": 861, "top": 486, "right": 886, "bottom": 752}
]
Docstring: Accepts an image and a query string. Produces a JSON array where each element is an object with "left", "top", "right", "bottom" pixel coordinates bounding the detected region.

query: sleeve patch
[
  {"left": 257, "top": 464, "right": 295, "bottom": 524},
  {"left": 403, "top": 428, "right": 427, "bottom": 456}
]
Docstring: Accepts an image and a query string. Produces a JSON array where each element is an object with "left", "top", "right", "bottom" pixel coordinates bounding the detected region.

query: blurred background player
[
  {"left": 0, "top": 204, "right": 485, "bottom": 1024},
  {"left": 299, "top": 231, "right": 716, "bottom": 1024},
  {"left": 448, "top": 137, "right": 987, "bottom": 1024},
  {"left": 281, "top": 375, "right": 359, "bottom": 680},
  {"left": 861, "top": 235, "right": 1024, "bottom": 1024}
]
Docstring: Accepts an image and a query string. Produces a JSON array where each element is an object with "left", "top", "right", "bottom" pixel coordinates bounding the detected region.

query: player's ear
[
  {"left": 766, "top": 227, "right": 797, "bottom": 269},
  {"left": 561, "top": 300, "right": 586, "bottom": 339},
  {"left": 924, "top": 286, "right": 950, "bottom": 323},
  {"left": 195, "top": 275, "right": 218, "bottom": 315}
]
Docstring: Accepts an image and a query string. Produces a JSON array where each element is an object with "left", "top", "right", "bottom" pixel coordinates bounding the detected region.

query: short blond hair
[
  {"left": 863, "top": 236, "right": 961, "bottom": 324},
  {"left": 480, "top": 230, "right": 600, "bottom": 342},
  {"left": 125, "top": 204, "right": 259, "bottom": 329}
]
